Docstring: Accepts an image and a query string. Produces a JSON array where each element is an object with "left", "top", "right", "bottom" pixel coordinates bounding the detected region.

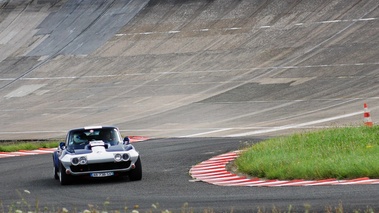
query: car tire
[
  {"left": 59, "top": 163, "right": 72, "bottom": 185},
  {"left": 53, "top": 154, "right": 59, "bottom": 180},
  {"left": 129, "top": 157, "right": 142, "bottom": 181}
]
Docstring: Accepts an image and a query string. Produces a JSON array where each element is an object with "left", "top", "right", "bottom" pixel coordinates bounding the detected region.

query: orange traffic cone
[{"left": 364, "top": 103, "right": 373, "bottom": 127}]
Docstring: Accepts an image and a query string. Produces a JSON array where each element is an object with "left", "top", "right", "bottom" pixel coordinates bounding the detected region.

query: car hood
[{"left": 68, "top": 144, "right": 134, "bottom": 155}]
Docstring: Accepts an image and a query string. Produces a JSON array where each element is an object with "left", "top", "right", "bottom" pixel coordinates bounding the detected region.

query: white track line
[{"left": 227, "top": 111, "right": 362, "bottom": 137}]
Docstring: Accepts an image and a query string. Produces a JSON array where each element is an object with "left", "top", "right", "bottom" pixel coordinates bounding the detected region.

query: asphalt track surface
[
  {"left": 2, "top": 138, "right": 379, "bottom": 212},
  {"left": 1, "top": 0, "right": 379, "bottom": 212}
]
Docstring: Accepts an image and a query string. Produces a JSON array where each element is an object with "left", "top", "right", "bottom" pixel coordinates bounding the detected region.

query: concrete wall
[{"left": 0, "top": 0, "right": 378, "bottom": 139}]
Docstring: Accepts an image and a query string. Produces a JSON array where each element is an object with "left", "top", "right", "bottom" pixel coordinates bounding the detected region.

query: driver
[{"left": 100, "top": 130, "right": 117, "bottom": 145}]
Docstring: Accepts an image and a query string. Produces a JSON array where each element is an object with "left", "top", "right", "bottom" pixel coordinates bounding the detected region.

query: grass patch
[
  {"left": 0, "top": 140, "right": 60, "bottom": 152},
  {"left": 235, "top": 126, "right": 379, "bottom": 180}
]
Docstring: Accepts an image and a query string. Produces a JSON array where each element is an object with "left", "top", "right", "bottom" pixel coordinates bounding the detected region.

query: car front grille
[{"left": 70, "top": 161, "right": 131, "bottom": 172}]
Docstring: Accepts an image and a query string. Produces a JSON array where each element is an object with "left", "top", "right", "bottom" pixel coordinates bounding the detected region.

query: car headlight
[
  {"left": 71, "top": 156, "right": 87, "bottom": 166},
  {"left": 114, "top": 153, "right": 130, "bottom": 162},
  {"left": 79, "top": 156, "right": 87, "bottom": 165},
  {"left": 122, "top": 153, "right": 130, "bottom": 161},
  {"left": 114, "top": 154, "right": 122, "bottom": 162},
  {"left": 71, "top": 157, "right": 79, "bottom": 166}
]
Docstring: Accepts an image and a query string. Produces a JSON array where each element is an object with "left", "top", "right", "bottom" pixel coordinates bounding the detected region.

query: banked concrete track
[
  {"left": 0, "top": 0, "right": 379, "bottom": 140},
  {"left": 1, "top": 1, "right": 379, "bottom": 212}
]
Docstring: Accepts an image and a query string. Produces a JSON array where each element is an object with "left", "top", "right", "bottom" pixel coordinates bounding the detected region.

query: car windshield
[{"left": 68, "top": 128, "right": 121, "bottom": 147}]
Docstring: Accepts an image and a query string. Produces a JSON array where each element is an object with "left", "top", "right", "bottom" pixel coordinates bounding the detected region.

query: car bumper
[{"left": 66, "top": 161, "right": 135, "bottom": 176}]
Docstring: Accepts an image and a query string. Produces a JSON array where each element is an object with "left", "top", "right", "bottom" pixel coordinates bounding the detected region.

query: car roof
[{"left": 68, "top": 126, "right": 119, "bottom": 132}]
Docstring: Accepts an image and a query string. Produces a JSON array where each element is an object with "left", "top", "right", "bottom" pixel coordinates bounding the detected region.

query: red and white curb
[
  {"left": 189, "top": 151, "right": 379, "bottom": 187},
  {"left": 0, "top": 148, "right": 56, "bottom": 158},
  {"left": 128, "top": 136, "right": 150, "bottom": 142},
  {"left": 0, "top": 136, "right": 150, "bottom": 159}
]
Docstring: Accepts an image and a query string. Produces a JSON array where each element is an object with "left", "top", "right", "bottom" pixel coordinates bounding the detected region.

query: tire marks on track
[{"left": 190, "top": 151, "right": 379, "bottom": 187}]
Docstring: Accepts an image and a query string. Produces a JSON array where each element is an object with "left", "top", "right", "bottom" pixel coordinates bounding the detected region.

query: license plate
[{"left": 90, "top": 172, "right": 114, "bottom": 177}]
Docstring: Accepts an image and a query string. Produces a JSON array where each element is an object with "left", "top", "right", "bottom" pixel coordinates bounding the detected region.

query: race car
[{"left": 52, "top": 126, "right": 142, "bottom": 185}]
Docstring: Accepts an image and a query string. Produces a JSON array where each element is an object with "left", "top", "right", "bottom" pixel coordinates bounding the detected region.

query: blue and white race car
[{"left": 52, "top": 126, "right": 142, "bottom": 185}]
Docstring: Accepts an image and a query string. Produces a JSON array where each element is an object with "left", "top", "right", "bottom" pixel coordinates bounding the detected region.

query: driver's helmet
[{"left": 73, "top": 132, "right": 87, "bottom": 144}]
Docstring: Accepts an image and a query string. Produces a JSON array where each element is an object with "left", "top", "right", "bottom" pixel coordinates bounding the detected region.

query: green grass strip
[
  {"left": 0, "top": 141, "right": 60, "bottom": 152},
  {"left": 235, "top": 126, "right": 379, "bottom": 180}
]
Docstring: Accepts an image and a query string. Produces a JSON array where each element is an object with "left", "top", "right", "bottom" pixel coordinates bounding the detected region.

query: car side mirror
[
  {"left": 123, "top": 136, "right": 130, "bottom": 145},
  {"left": 59, "top": 142, "right": 66, "bottom": 150}
]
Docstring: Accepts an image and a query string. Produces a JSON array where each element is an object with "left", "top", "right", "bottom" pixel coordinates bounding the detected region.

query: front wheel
[
  {"left": 53, "top": 153, "right": 59, "bottom": 180},
  {"left": 129, "top": 157, "right": 142, "bottom": 181},
  {"left": 59, "top": 163, "right": 72, "bottom": 185}
]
